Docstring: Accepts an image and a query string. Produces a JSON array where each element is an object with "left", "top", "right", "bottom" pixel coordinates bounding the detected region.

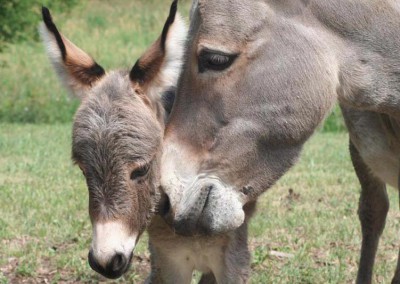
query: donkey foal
[{"left": 40, "top": 2, "right": 251, "bottom": 283}]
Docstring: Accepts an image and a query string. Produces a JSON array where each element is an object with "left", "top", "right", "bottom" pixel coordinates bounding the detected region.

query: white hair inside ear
[
  {"left": 161, "top": 13, "right": 187, "bottom": 88},
  {"left": 143, "top": 12, "right": 187, "bottom": 101}
]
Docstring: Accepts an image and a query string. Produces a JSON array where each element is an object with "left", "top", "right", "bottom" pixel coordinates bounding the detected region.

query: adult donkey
[
  {"left": 161, "top": 0, "right": 400, "bottom": 283},
  {"left": 40, "top": 3, "right": 187, "bottom": 280}
]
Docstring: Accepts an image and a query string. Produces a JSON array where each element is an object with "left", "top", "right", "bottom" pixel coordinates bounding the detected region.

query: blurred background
[
  {"left": 0, "top": 1, "right": 397, "bottom": 283},
  {"left": 0, "top": 0, "right": 345, "bottom": 129}
]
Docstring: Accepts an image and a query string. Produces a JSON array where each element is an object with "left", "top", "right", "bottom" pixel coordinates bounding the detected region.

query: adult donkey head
[
  {"left": 40, "top": 2, "right": 186, "bottom": 279},
  {"left": 161, "top": 0, "right": 339, "bottom": 235}
]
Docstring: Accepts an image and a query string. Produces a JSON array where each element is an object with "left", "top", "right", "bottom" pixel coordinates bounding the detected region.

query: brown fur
[
  {"left": 71, "top": 71, "right": 163, "bottom": 231},
  {"left": 40, "top": 3, "right": 189, "bottom": 280},
  {"left": 134, "top": 39, "right": 165, "bottom": 86}
]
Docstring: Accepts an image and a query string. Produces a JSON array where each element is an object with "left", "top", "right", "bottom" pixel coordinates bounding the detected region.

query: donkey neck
[
  {"left": 310, "top": 0, "right": 400, "bottom": 61},
  {"left": 302, "top": 0, "right": 400, "bottom": 119}
]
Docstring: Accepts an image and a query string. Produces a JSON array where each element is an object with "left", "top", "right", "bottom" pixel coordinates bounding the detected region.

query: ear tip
[
  {"left": 159, "top": 0, "right": 180, "bottom": 51},
  {"left": 170, "top": 0, "right": 178, "bottom": 19},
  {"left": 41, "top": 6, "right": 53, "bottom": 28}
]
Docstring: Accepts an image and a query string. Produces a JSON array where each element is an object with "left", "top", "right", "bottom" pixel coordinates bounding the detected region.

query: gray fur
[
  {"left": 41, "top": 4, "right": 253, "bottom": 282},
  {"left": 161, "top": 0, "right": 400, "bottom": 282},
  {"left": 72, "top": 70, "right": 163, "bottom": 225},
  {"left": 73, "top": 69, "right": 253, "bottom": 284}
]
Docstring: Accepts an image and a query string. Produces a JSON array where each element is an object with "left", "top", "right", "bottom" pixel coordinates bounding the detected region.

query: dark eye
[
  {"left": 130, "top": 164, "right": 150, "bottom": 180},
  {"left": 198, "top": 49, "right": 238, "bottom": 73}
]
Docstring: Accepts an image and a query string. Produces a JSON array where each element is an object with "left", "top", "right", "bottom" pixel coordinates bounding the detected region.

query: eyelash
[
  {"left": 130, "top": 164, "right": 150, "bottom": 180},
  {"left": 198, "top": 50, "right": 238, "bottom": 73}
]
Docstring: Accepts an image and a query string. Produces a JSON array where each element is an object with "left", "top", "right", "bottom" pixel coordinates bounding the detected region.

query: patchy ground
[{"left": 1, "top": 124, "right": 400, "bottom": 284}]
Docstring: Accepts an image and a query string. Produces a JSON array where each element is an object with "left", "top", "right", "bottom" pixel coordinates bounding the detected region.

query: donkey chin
[
  {"left": 88, "top": 221, "right": 137, "bottom": 279},
  {"left": 164, "top": 175, "right": 247, "bottom": 236}
]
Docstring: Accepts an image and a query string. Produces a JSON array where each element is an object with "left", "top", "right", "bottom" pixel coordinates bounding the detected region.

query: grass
[
  {"left": 0, "top": 0, "right": 346, "bottom": 130},
  {"left": 0, "top": 0, "right": 192, "bottom": 123},
  {"left": 1, "top": 124, "right": 400, "bottom": 283}
]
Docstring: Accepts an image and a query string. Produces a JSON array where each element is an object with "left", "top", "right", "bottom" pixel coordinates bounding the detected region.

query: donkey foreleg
[
  {"left": 145, "top": 241, "right": 193, "bottom": 284},
  {"left": 211, "top": 225, "right": 251, "bottom": 284},
  {"left": 392, "top": 250, "right": 400, "bottom": 284},
  {"left": 390, "top": 174, "right": 400, "bottom": 284},
  {"left": 350, "top": 141, "right": 389, "bottom": 284}
]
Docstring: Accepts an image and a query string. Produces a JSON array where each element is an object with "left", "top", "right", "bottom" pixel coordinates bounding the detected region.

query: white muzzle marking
[{"left": 91, "top": 221, "right": 137, "bottom": 267}]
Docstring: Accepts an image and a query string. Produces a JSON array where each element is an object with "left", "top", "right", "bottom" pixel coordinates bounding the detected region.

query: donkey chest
[
  {"left": 167, "top": 238, "right": 226, "bottom": 273},
  {"left": 148, "top": 217, "right": 229, "bottom": 274}
]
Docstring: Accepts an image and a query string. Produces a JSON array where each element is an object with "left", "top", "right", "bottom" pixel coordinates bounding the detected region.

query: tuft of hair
[
  {"left": 160, "top": 6, "right": 187, "bottom": 90},
  {"left": 151, "top": 8, "right": 187, "bottom": 100}
]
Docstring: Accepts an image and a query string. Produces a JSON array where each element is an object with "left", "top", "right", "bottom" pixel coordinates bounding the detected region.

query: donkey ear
[
  {"left": 129, "top": 0, "right": 187, "bottom": 100},
  {"left": 39, "top": 7, "right": 105, "bottom": 99}
]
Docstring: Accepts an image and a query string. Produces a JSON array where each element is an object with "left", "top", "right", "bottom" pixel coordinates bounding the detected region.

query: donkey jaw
[{"left": 89, "top": 221, "right": 137, "bottom": 278}]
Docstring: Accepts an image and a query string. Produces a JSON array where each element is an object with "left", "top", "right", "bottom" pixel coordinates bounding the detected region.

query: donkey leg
[
  {"left": 145, "top": 241, "right": 193, "bottom": 284},
  {"left": 145, "top": 255, "right": 193, "bottom": 284},
  {"left": 350, "top": 141, "right": 389, "bottom": 284},
  {"left": 212, "top": 223, "right": 251, "bottom": 284},
  {"left": 391, "top": 174, "right": 400, "bottom": 284},
  {"left": 392, "top": 250, "right": 400, "bottom": 284}
]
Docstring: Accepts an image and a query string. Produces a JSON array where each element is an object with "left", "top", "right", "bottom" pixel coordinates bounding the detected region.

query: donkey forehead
[
  {"left": 73, "top": 109, "right": 162, "bottom": 156},
  {"left": 72, "top": 72, "right": 162, "bottom": 164},
  {"left": 80, "top": 71, "right": 156, "bottom": 125},
  {"left": 195, "top": 0, "right": 271, "bottom": 47},
  {"left": 90, "top": 70, "right": 134, "bottom": 100}
]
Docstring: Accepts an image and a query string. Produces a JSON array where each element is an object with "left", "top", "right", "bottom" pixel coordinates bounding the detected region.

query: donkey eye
[
  {"left": 198, "top": 50, "right": 238, "bottom": 73},
  {"left": 130, "top": 164, "right": 150, "bottom": 180}
]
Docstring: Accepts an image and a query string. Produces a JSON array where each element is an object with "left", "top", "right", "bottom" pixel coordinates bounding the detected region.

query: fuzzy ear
[
  {"left": 39, "top": 7, "right": 105, "bottom": 99},
  {"left": 129, "top": 0, "right": 187, "bottom": 101}
]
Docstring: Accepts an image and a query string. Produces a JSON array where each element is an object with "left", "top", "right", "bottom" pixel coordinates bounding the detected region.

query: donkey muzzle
[
  {"left": 88, "top": 221, "right": 137, "bottom": 279},
  {"left": 170, "top": 178, "right": 246, "bottom": 236},
  {"left": 88, "top": 249, "right": 132, "bottom": 279}
]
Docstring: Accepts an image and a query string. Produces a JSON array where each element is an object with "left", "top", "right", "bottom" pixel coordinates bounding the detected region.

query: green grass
[
  {"left": 0, "top": 0, "right": 345, "bottom": 131},
  {"left": 321, "top": 105, "right": 346, "bottom": 133},
  {"left": 0, "top": 0, "right": 191, "bottom": 123},
  {"left": 1, "top": 124, "right": 399, "bottom": 283}
]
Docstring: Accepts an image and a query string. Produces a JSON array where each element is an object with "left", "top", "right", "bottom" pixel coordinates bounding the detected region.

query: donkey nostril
[
  {"left": 109, "top": 253, "right": 127, "bottom": 273},
  {"left": 158, "top": 192, "right": 171, "bottom": 216},
  {"left": 88, "top": 250, "right": 129, "bottom": 279},
  {"left": 162, "top": 195, "right": 171, "bottom": 216}
]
